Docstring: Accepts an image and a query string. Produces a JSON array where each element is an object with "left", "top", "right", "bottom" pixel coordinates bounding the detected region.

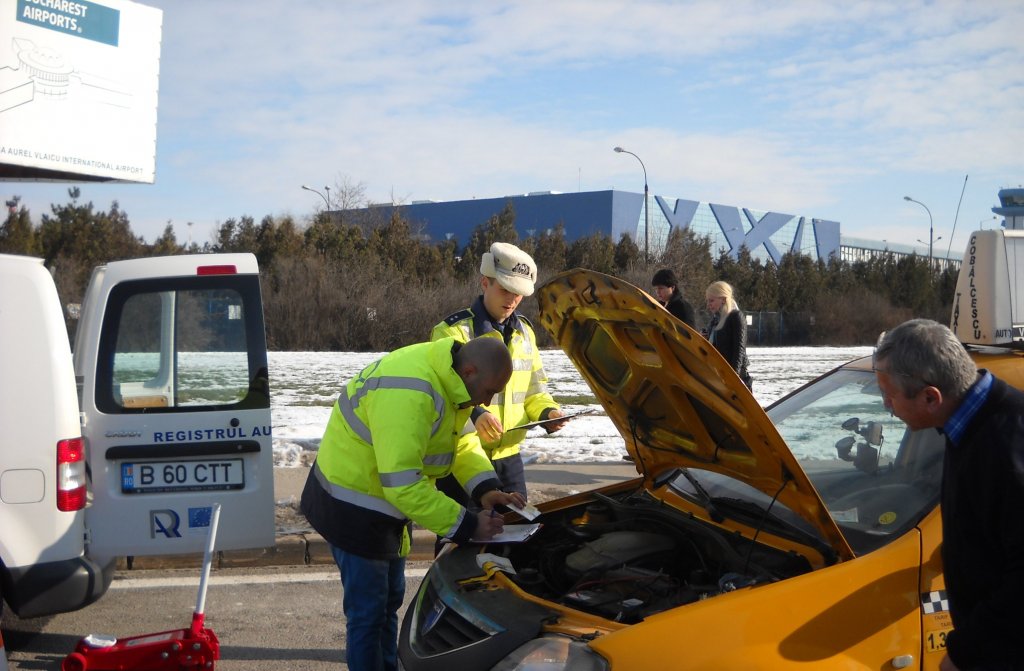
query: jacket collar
[
  {"left": 433, "top": 338, "right": 471, "bottom": 408},
  {"left": 471, "top": 295, "right": 526, "bottom": 343}
]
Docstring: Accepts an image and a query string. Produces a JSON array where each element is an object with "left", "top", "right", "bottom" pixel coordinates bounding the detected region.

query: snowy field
[{"left": 269, "top": 346, "right": 873, "bottom": 467}]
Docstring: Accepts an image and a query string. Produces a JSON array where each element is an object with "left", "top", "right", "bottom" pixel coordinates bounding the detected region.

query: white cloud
[{"left": 9, "top": 0, "right": 1022, "bottom": 250}]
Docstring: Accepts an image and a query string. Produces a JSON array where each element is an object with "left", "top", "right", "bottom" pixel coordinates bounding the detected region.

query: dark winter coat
[
  {"left": 664, "top": 292, "right": 698, "bottom": 330},
  {"left": 706, "top": 309, "right": 751, "bottom": 389},
  {"left": 941, "top": 374, "right": 1024, "bottom": 669}
]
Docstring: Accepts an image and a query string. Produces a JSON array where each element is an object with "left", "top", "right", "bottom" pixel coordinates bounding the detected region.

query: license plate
[{"left": 121, "top": 459, "right": 244, "bottom": 493}]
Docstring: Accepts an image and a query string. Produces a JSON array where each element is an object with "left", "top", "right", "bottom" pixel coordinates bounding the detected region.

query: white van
[{"left": 0, "top": 253, "right": 274, "bottom": 619}]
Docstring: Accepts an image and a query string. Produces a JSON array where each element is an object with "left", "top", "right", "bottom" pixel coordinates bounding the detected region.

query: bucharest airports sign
[{"left": 0, "top": 0, "right": 161, "bottom": 182}]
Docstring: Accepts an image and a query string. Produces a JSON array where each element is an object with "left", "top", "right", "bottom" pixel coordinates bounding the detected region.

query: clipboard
[{"left": 509, "top": 408, "right": 596, "bottom": 432}]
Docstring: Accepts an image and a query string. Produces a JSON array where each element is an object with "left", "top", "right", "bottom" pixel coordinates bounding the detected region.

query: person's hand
[
  {"left": 474, "top": 411, "right": 504, "bottom": 443},
  {"left": 472, "top": 509, "right": 505, "bottom": 541},
  {"left": 542, "top": 409, "right": 569, "bottom": 433},
  {"left": 938, "top": 654, "right": 959, "bottom": 671},
  {"left": 481, "top": 489, "right": 526, "bottom": 510}
]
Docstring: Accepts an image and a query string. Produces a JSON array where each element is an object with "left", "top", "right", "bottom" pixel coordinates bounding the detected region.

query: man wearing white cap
[{"left": 431, "top": 242, "right": 567, "bottom": 502}]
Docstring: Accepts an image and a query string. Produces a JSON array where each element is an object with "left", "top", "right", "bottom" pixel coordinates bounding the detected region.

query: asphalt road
[
  {"left": 3, "top": 563, "right": 432, "bottom": 670},
  {"left": 3, "top": 464, "right": 638, "bottom": 669}
]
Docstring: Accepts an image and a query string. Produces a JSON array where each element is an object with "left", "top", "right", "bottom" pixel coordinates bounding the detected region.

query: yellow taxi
[{"left": 399, "top": 228, "right": 1024, "bottom": 670}]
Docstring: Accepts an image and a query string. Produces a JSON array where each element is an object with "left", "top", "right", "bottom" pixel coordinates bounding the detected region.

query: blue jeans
[{"left": 330, "top": 545, "right": 406, "bottom": 671}]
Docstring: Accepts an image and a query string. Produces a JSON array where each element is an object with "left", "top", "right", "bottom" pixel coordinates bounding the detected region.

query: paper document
[
  {"left": 511, "top": 409, "right": 596, "bottom": 432},
  {"left": 473, "top": 523, "right": 542, "bottom": 544},
  {"left": 476, "top": 553, "right": 517, "bottom": 574},
  {"left": 509, "top": 502, "right": 541, "bottom": 521}
]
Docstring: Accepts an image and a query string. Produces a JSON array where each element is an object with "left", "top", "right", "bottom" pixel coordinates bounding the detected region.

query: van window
[{"left": 95, "top": 276, "right": 268, "bottom": 414}]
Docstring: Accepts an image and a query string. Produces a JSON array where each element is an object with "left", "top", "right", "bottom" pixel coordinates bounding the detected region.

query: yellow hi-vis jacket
[
  {"left": 431, "top": 297, "right": 559, "bottom": 462},
  {"left": 300, "top": 338, "right": 501, "bottom": 559}
]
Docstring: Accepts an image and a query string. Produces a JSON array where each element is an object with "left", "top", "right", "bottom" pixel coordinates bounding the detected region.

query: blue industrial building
[{"left": 362, "top": 189, "right": 841, "bottom": 265}]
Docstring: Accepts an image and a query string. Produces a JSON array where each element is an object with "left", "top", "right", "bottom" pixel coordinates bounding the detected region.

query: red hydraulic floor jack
[{"left": 62, "top": 503, "right": 224, "bottom": 671}]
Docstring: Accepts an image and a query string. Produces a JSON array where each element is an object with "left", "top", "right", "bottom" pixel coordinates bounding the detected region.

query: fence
[{"left": 746, "top": 311, "right": 815, "bottom": 346}]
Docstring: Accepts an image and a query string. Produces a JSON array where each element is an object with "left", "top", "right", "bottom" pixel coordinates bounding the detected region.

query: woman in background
[{"left": 704, "top": 280, "right": 752, "bottom": 390}]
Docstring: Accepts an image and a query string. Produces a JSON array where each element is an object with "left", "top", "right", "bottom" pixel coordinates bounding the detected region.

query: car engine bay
[{"left": 492, "top": 488, "right": 815, "bottom": 624}]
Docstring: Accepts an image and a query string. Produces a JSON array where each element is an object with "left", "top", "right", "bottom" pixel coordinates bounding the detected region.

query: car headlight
[{"left": 491, "top": 635, "right": 609, "bottom": 671}]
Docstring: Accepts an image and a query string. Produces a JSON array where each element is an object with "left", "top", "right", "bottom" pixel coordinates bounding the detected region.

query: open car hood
[{"left": 536, "top": 269, "right": 854, "bottom": 561}]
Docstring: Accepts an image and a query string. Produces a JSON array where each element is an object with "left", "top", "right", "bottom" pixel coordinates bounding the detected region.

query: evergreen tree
[
  {"left": 775, "top": 251, "right": 823, "bottom": 313},
  {"left": 8, "top": 184, "right": 975, "bottom": 350},
  {"left": 613, "top": 233, "right": 640, "bottom": 271},
  {"left": 533, "top": 223, "right": 567, "bottom": 277},
  {"left": 566, "top": 233, "right": 616, "bottom": 274},
  {"left": 304, "top": 216, "right": 367, "bottom": 267},
  {"left": 38, "top": 189, "right": 143, "bottom": 294},
  {"left": 212, "top": 215, "right": 260, "bottom": 255},
  {"left": 750, "top": 260, "right": 780, "bottom": 312},
  {"left": 151, "top": 223, "right": 181, "bottom": 256},
  {"left": 891, "top": 254, "right": 933, "bottom": 314},
  {"left": 0, "top": 199, "right": 39, "bottom": 256},
  {"left": 261, "top": 215, "right": 304, "bottom": 263},
  {"left": 369, "top": 212, "right": 430, "bottom": 279},
  {"left": 461, "top": 201, "right": 520, "bottom": 277}
]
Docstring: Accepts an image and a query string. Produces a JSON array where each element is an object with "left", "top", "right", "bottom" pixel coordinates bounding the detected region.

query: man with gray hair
[{"left": 873, "top": 318, "right": 1024, "bottom": 671}]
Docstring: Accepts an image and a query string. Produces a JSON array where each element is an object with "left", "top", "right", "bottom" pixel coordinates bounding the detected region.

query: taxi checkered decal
[{"left": 921, "top": 590, "right": 949, "bottom": 614}]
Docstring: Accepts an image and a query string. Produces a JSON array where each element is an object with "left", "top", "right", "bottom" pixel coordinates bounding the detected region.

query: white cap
[{"left": 480, "top": 242, "right": 537, "bottom": 296}]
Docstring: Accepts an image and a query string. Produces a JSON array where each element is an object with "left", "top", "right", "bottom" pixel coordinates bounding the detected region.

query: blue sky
[{"left": 9, "top": 0, "right": 1023, "bottom": 257}]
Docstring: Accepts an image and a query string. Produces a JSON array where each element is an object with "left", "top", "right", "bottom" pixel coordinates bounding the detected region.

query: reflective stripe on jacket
[
  {"left": 300, "top": 338, "right": 499, "bottom": 559},
  {"left": 432, "top": 297, "right": 558, "bottom": 462}
]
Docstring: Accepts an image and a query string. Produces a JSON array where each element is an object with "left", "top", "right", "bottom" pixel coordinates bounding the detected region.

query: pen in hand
[{"left": 471, "top": 507, "right": 504, "bottom": 542}]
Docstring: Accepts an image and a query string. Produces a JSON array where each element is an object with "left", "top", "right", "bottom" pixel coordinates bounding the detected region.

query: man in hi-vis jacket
[{"left": 301, "top": 336, "right": 523, "bottom": 671}]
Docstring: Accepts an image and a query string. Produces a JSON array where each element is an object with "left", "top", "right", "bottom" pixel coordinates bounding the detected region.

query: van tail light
[
  {"left": 197, "top": 264, "right": 237, "bottom": 275},
  {"left": 57, "top": 437, "right": 87, "bottom": 512}
]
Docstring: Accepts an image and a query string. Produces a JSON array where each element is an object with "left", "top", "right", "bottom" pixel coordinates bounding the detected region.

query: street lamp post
[
  {"left": 903, "top": 196, "right": 934, "bottom": 268},
  {"left": 917, "top": 235, "right": 942, "bottom": 253},
  {"left": 614, "top": 146, "right": 649, "bottom": 260},
  {"left": 301, "top": 184, "right": 330, "bottom": 210}
]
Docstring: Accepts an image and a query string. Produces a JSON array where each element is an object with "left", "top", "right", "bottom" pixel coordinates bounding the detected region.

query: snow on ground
[{"left": 269, "top": 346, "right": 873, "bottom": 467}]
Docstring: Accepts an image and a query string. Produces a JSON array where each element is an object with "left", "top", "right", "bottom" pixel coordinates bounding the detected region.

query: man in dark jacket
[
  {"left": 651, "top": 268, "right": 697, "bottom": 330},
  {"left": 874, "top": 318, "right": 1024, "bottom": 671}
]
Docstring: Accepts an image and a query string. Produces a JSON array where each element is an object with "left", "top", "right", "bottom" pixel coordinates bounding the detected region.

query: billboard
[{"left": 0, "top": 0, "right": 162, "bottom": 183}]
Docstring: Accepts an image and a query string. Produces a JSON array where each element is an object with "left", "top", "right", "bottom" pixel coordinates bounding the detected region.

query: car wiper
[
  {"left": 713, "top": 496, "right": 836, "bottom": 563},
  {"left": 678, "top": 467, "right": 726, "bottom": 523},
  {"left": 712, "top": 497, "right": 790, "bottom": 529}
]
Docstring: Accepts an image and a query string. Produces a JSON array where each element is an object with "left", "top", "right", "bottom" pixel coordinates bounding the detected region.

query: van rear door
[{"left": 74, "top": 254, "right": 273, "bottom": 562}]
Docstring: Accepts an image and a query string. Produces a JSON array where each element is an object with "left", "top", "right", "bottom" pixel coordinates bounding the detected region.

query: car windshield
[
  {"left": 770, "top": 367, "right": 944, "bottom": 554},
  {"left": 670, "top": 366, "right": 945, "bottom": 556}
]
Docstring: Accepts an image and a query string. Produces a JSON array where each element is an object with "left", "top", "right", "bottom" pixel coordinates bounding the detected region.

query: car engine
[{"left": 499, "top": 489, "right": 814, "bottom": 623}]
